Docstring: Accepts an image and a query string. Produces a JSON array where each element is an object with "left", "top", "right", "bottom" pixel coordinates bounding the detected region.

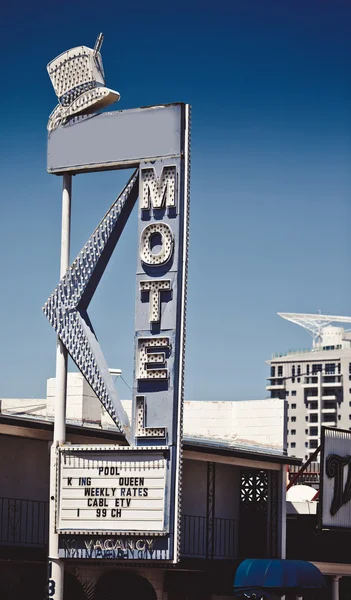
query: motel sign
[{"left": 44, "top": 35, "right": 191, "bottom": 568}]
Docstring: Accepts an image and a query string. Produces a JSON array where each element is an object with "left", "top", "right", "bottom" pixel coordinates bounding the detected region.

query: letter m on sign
[{"left": 140, "top": 166, "right": 176, "bottom": 210}]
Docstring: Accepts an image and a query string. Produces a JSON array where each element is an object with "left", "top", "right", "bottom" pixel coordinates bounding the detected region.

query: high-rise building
[{"left": 266, "top": 313, "right": 351, "bottom": 461}]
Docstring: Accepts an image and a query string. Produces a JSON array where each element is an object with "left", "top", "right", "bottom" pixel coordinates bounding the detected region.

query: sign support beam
[{"left": 48, "top": 173, "right": 72, "bottom": 600}]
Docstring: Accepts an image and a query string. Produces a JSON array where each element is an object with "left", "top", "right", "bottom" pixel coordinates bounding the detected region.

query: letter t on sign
[{"left": 140, "top": 280, "right": 171, "bottom": 323}]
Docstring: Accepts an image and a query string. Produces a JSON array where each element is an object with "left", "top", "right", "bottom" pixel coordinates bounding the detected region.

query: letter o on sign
[{"left": 140, "top": 223, "right": 174, "bottom": 266}]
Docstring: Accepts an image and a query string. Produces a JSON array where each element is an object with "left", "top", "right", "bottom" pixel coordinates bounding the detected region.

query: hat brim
[{"left": 47, "top": 87, "right": 120, "bottom": 132}]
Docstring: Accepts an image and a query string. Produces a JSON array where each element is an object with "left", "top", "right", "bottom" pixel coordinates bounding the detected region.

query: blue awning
[{"left": 234, "top": 559, "right": 326, "bottom": 598}]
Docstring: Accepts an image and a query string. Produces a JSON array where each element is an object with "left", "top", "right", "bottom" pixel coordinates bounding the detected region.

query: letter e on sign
[{"left": 137, "top": 338, "right": 170, "bottom": 380}]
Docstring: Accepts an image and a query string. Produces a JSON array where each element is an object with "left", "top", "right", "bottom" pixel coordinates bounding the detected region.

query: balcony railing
[
  {"left": 0, "top": 497, "right": 48, "bottom": 547},
  {"left": 0, "top": 499, "right": 237, "bottom": 560},
  {"left": 289, "top": 462, "right": 320, "bottom": 485},
  {"left": 180, "top": 514, "right": 237, "bottom": 559}
]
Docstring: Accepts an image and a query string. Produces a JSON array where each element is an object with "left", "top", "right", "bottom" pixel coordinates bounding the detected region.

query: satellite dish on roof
[{"left": 287, "top": 484, "right": 316, "bottom": 502}]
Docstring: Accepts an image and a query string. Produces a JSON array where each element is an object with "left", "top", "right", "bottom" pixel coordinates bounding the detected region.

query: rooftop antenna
[
  {"left": 278, "top": 312, "right": 351, "bottom": 347},
  {"left": 93, "top": 32, "right": 104, "bottom": 56}
]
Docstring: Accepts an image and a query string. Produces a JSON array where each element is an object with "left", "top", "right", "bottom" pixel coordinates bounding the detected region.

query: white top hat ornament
[{"left": 47, "top": 33, "right": 120, "bottom": 131}]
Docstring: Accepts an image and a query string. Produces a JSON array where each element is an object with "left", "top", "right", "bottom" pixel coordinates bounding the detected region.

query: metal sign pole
[{"left": 47, "top": 173, "right": 72, "bottom": 600}]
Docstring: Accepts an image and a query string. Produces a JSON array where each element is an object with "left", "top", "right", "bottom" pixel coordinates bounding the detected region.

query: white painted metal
[
  {"left": 47, "top": 35, "right": 120, "bottom": 131},
  {"left": 174, "top": 103, "right": 191, "bottom": 562},
  {"left": 140, "top": 280, "right": 171, "bottom": 323},
  {"left": 332, "top": 576, "right": 341, "bottom": 600},
  {"left": 54, "top": 174, "right": 71, "bottom": 444},
  {"left": 140, "top": 166, "right": 176, "bottom": 209},
  {"left": 140, "top": 222, "right": 174, "bottom": 266},
  {"left": 48, "top": 174, "right": 72, "bottom": 600},
  {"left": 61, "top": 445, "right": 169, "bottom": 452},
  {"left": 108, "top": 368, "right": 122, "bottom": 376},
  {"left": 57, "top": 448, "right": 166, "bottom": 534},
  {"left": 136, "top": 396, "right": 166, "bottom": 438},
  {"left": 280, "top": 464, "right": 287, "bottom": 559},
  {"left": 137, "top": 337, "right": 170, "bottom": 379},
  {"left": 278, "top": 312, "right": 351, "bottom": 345}
]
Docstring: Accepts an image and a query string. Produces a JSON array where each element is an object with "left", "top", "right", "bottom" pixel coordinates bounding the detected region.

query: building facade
[
  {"left": 0, "top": 408, "right": 293, "bottom": 599},
  {"left": 266, "top": 313, "right": 351, "bottom": 461}
]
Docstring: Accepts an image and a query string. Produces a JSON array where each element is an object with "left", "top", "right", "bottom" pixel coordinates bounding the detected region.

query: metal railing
[
  {"left": 0, "top": 497, "right": 49, "bottom": 547},
  {"left": 288, "top": 460, "right": 320, "bottom": 486},
  {"left": 0, "top": 499, "right": 237, "bottom": 559},
  {"left": 272, "top": 345, "right": 342, "bottom": 358},
  {"left": 180, "top": 514, "right": 237, "bottom": 559}
]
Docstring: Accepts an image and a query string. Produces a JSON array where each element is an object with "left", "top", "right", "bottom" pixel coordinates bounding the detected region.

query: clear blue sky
[{"left": 0, "top": 0, "right": 350, "bottom": 401}]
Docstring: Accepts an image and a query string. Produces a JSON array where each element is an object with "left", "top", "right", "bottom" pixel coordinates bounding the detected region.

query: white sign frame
[{"left": 56, "top": 445, "right": 169, "bottom": 536}]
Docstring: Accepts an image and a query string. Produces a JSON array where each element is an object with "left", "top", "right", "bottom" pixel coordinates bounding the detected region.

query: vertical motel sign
[{"left": 44, "top": 41, "right": 190, "bottom": 562}]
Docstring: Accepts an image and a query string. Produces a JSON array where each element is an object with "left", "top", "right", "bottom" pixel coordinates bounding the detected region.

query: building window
[
  {"left": 324, "top": 413, "right": 336, "bottom": 422},
  {"left": 272, "top": 390, "right": 285, "bottom": 399},
  {"left": 325, "top": 363, "right": 335, "bottom": 374},
  {"left": 278, "top": 365, "right": 283, "bottom": 377},
  {"left": 291, "top": 430, "right": 296, "bottom": 435},
  {"left": 291, "top": 442, "right": 296, "bottom": 448},
  {"left": 306, "top": 364, "right": 310, "bottom": 375},
  {"left": 271, "top": 366, "right": 276, "bottom": 377},
  {"left": 305, "top": 429, "right": 308, "bottom": 434},
  {"left": 292, "top": 391, "right": 297, "bottom": 397},
  {"left": 305, "top": 444, "right": 308, "bottom": 449},
  {"left": 292, "top": 365, "right": 295, "bottom": 383},
  {"left": 310, "top": 427, "right": 318, "bottom": 436},
  {"left": 291, "top": 416, "right": 296, "bottom": 422},
  {"left": 338, "top": 363, "right": 341, "bottom": 374},
  {"left": 286, "top": 391, "right": 290, "bottom": 396},
  {"left": 312, "top": 364, "right": 322, "bottom": 374},
  {"left": 308, "top": 389, "right": 318, "bottom": 397},
  {"left": 324, "top": 401, "right": 336, "bottom": 409},
  {"left": 310, "top": 414, "right": 318, "bottom": 423},
  {"left": 306, "top": 416, "right": 309, "bottom": 421},
  {"left": 338, "top": 415, "right": 341, "bottom": 420},
  {"left": 309, "top": 401, "right": 318, "bottom": 410},
  {"left": 292, "top": 403, "right": 297, "bottom": 409},
  {"left": 310, "top": 440, "right": 318, "bottom": 449}
]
